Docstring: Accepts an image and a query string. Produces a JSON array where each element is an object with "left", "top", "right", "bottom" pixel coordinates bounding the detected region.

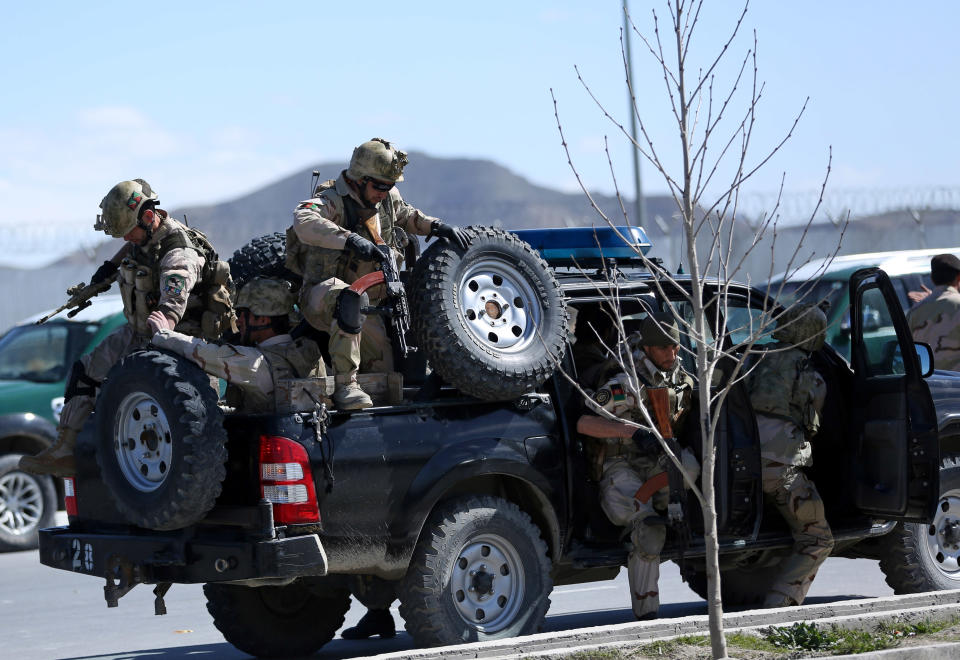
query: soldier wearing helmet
[
  {"left": 576, "top": 312, "right": 699, "bottom": 620},
  {"left": 20, "top": 179, "right": 230, "bottom": 477},
  {"left": 288, "top": 138, "right": 469, "bottom": 410},
  {"left": 148, "top": 278, "right": 325, "bottom": 413},
  {"left": 748, "top": 303, "right": 834, "bottom": 608}
]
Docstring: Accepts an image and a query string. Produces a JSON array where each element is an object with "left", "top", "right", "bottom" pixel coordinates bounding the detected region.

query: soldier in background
[
  {"left": 748, "top": 303, "right": 834, "bottom": 607},
  {"left": 148, "top": 278, "right": 324, "bottom": 411},
  {"left": 908, "top": 253, "right": 960, "bottom": 371},
  {"left": 576, "top": 313, "right": 699, "bottom": 620},
  {"left": 20, "top": 179, "right": 231, "bottom": 477},
  {"left": 287, "top": 138, "right": 468, "bottom": 410}
]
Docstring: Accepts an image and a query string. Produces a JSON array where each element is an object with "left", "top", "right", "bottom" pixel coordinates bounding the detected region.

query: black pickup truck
[{"left": 38, "top": 227, "right": 960, "bottom": 658}]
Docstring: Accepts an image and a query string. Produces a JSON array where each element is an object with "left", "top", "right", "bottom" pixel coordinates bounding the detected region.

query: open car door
[{"left": 849, "top": 267, "right": 939, "bottom": 521}]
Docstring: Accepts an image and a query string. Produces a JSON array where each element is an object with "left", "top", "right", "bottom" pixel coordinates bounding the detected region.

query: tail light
[
  {"left": 258, "top": 435, "right": 320, "bottom": 525},
  {"left": 63, "top": 477, "right": 78, "bottom": 517}
]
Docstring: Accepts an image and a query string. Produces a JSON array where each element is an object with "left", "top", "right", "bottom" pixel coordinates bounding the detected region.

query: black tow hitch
[{"left": 102, "top": 555, "right": 172, "bottom": 616}]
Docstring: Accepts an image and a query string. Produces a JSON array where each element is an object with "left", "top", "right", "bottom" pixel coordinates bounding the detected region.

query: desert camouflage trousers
[
  {"left": 599, "top": 452, "right": 700, "bottom": 618},
  {"left": 58, "top": 325, "right": 148, "bottom": 434},
  {"left": 761, "top": 461, "right": 835, "bottom": 607},
  {"left": 299, "top": 277, "right": 394, "bottom": 380}
]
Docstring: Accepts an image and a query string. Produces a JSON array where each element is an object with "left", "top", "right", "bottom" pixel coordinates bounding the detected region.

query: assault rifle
[
  {"left": 35, "top": 275, "right": 117, "bottom": 325},
  {"left": 344, "top": 216, "right": 416, "bottom": 358},
  {"left": 646, "top": 386, "right": 691, "bottom": 571}
]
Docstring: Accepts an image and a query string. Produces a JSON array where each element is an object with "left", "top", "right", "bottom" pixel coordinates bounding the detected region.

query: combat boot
[
  {"left": 19, "top": 427, "right": 78, "bottom": 477},
  {"left": 333, "top": 376, "right": 373, "bottom": 410},
  {"left": 341, "top": 608, "right": 396, "bottom": 640}
]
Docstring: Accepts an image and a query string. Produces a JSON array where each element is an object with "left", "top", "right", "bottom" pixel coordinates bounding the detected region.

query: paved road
[{"left": 4, "top": 529, "right": 896, "bottom": 660}]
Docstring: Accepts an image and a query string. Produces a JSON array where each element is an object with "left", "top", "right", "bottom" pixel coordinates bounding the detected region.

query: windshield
[{"left": 0, "top": 323, "right": 93, "bottom": 382}]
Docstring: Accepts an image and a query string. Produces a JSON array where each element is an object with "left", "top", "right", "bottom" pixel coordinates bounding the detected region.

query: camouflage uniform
[
  {"left": 749, "top": 311, "right": 834, "bottom": 606},
  {"left": 58, "top": 214, "right": 209, "bottom": 431},
  {"left": 908, "top": 284, "right": 960, "bottom": 371},
  {"left": 21, "top": 179, "right": 229, "bottom": 478},
  {"left": 593, "top": 353, "right": 698, "bottom": 619},
  {"left": 151, "top": 330, "right": 325, "bottom": 413},
  {"left": 290, "top": 172, "right": 436, "bottom": 384}
]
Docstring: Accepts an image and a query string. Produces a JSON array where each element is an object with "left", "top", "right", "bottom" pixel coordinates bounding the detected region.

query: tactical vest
[
  {"left": 586, "top": 363, "right": 693, "bottom": 479},
  {"left": 286, "top": 179, "right": 403, "bottom": 290},
  {"left": 748, "top": 346, "right": 824, "bottom": 436},
  {"left": 117, "top": 222, "right": 234, "bottom": 340},
  {"left": 224, "top": 337, "right": 324, "bottom": 413}
]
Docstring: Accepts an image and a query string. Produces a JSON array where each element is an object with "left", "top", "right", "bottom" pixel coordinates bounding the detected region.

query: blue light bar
[{"left": 512, "top": 226, "right": 651, "bottom": 267}]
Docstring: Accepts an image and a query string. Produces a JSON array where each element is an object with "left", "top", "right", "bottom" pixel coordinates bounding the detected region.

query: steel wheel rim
[
  {"left": 458, "top": 258, "right": 542, "bottom": 352},
  {"left": 925, "top": 488, "right": 960, "bottom": 581},
  {"left": 450, "top": 533, "right": 525, "bottom": 633},
  {"left": 113, "top": 391, "right": 174, "bottom": 493},
  {"left": 0, "top": 471, "right": 43, "bottom": 536}
]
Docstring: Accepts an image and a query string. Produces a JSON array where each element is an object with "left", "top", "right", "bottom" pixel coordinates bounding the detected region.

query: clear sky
[{"left": 1, "top": 1, "right": 957, "bottom": 240}]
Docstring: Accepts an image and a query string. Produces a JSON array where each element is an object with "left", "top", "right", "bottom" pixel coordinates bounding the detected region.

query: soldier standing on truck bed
[
  {"left": 748, "top": 303, "right": 834, "bottom": 607},
  {"left": 908, "top": 253, "right": 960, "bottom": 372},
  {"left": 576, "top": 313, "right": 700, "bottom": 620},
  {"left": 20, "top": 179, "right": 232, "bottom": 477},
  {"left": 286, "top": 138, "right": 468, "bottom": 410},
  {"left": 147, "top": 278, "right": 325, "bottom": 411}
]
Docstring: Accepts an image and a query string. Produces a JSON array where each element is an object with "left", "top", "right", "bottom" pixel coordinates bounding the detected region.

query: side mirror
[{"left": 915, "top": 342, "right": 935, "bottom": 378}]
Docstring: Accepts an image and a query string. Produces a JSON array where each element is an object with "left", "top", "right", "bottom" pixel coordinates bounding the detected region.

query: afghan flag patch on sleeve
[{"left": 611, "top": 384, "right": 626, "bottom": 401}]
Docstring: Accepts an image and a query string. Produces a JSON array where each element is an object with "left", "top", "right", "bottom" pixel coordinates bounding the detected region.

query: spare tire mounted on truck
[{"left": 230, "top": 227, "right": 568, "bottom": 400}]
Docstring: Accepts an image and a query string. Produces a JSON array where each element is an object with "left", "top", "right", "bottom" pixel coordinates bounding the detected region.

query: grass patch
[
  {"left": 634, "top": 635, "right": 710, "bottom": 656},
  {"left": 758, "top": 617, "right": 960, "bottom": 655}
]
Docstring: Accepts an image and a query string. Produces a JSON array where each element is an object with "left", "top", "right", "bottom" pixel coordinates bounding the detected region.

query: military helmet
[
  {"left": 95, "top": 179, "right": 159, "bottom": 238},
  {"left": 347, "top": 138, "right": 408, "bottom": 183},
  {"left": 773, "top": 303, "right": 827, "bottom": 352},
  {"left": 235, "top": 278, "right": 295, "bottom": 317}
]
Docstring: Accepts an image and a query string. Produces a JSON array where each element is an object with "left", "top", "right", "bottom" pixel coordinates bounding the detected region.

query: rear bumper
[{"left": 39, "top": 526, "right": 328, "bottom": 585}]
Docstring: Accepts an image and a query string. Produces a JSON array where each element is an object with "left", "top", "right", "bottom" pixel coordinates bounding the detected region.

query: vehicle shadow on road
[{"left": 61, "top": 635, "right": 418, "bottom": 660}]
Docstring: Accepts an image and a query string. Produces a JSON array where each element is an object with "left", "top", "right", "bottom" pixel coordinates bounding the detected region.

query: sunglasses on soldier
[{"left": 366, "top": 178, "right": 395, "bottom": 192}]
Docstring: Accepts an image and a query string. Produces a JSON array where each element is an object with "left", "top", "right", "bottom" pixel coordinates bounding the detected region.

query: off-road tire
[
  {"left": 204, "top": 578, "right": 351, "bottom": 658},
  {"left": 409, "top": 226, "right": 566, "bottom": 400},
  {"left": 228, "top": 232, "right": 301, "bottom": 291},
  {"left": 879, "top": 455, "right": 960, "bottom": 593},
  {"left": 95, "top": 350, "right": 227, "bottom": 531},
  {"left": 399, "top": 495, "right": 552, "bottom": 647},
  {"left": 0, "top": 454, "right": 57, "bottom": 552}
]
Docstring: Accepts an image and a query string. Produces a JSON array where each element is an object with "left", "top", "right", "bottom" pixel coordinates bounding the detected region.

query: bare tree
[{"left": 552, "top": 1, "right": 847, "bottom": 657}]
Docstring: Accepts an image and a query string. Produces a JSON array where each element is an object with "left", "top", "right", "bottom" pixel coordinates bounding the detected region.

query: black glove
[
  {"left": 90, "top": 260, "right": 119, "bottom": 285},
  {"left": 345, "top": 233, "right": 385, "bottom": 263},
  {"left": 429, "top": 221, "right": 469, "bottom": 250},
  {"left": 631, "top": 429, "right": 661, "bottom": 457}
]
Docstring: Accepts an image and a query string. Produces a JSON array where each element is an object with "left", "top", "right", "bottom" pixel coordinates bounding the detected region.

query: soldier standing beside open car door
[
  {"left": 286, "top": 138, "right": 468, "bottom": 411},
  {"left": 19, "top": 179, "right": 232, "bottom": 478},
  {"left": 908, "top": 253, "right": 960, "bottom": 372},
  {"left": 748, "top": 303, "right": 835, "bottom": 607},
  {"left": 576, "top": 313, "right": 700, "bottom": 620}
]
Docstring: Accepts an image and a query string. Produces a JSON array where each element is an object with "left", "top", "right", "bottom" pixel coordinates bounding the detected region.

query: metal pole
[{"left": 623, "top": 0, "right": 645, "bottom": 229}]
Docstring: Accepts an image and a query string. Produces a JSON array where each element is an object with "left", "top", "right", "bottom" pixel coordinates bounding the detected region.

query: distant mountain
[{"left": 0, "top": 153, "right": 680, "bottom": 329}]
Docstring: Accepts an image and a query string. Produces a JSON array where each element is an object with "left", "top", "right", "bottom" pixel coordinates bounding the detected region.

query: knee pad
[
  {"left": 64, "top": 360, "right": 99, "bottom": 403},
  {"left": 334, "top": 289, "right": 369, "bottom": 335}
]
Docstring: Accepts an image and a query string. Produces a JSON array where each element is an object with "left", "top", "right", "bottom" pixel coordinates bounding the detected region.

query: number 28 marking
[{"left": 71, "top": 539, "right": 94, "bottom": 572}]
